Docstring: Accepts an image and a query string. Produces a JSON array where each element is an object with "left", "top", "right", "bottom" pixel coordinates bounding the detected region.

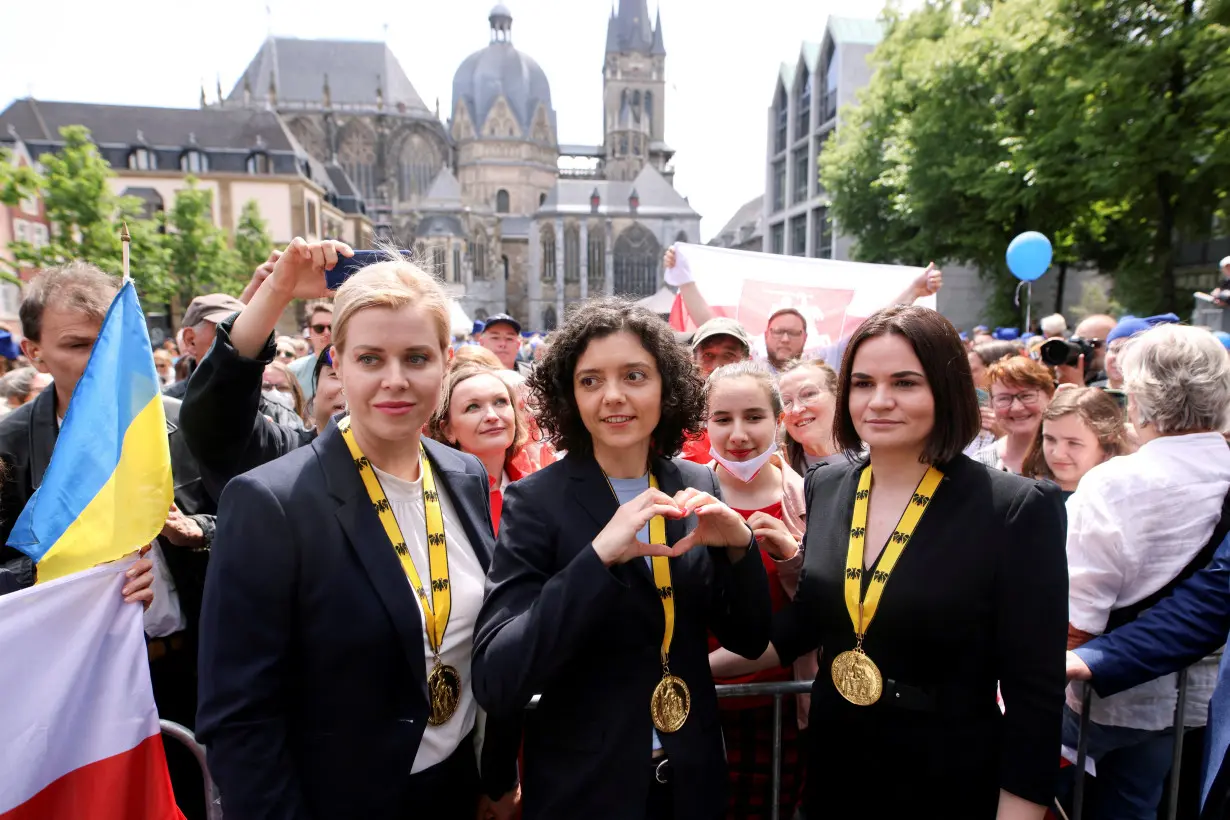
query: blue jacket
[{"left": 1074, "top": 534, "right": 1230, "bottom": 818}]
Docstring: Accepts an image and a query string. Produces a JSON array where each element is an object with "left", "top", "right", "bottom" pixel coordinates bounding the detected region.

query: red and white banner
[
  {"left": 668, "top": 243, "right": 935, "bottom": 358},
  {"left": 0, "top": 559, "right": 183, "bottom": 820}
]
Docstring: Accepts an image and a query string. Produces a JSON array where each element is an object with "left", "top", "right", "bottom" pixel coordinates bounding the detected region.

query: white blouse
[
  {"left": 1066, "top": 432, "right": 1230, "bottom": 730},
  {"left": 374, "top": 465, "right": 486, "bottom": 773}
]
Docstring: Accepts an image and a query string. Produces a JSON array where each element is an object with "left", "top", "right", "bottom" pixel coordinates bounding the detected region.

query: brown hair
[
  {"left": 305, "top": 299, "right": 333, "bottom": 320},
  {"left": 20, "top": 262, "right": 119, "bottom": 342},
  {"left": 985, "top": 356, "right": 1056, "bottom": 397},
  {"left": 779, "top": 358, "right": 839, "bottom": 475},
  {"left": 834, "top": 305, "right": 980, "bottom": 464},
  {"left": 1021, "top": 387, "right": 1129, "bottom": 481},
  {"left": 452, "top": 345, "right": 504, "bottom": 370},
  {"left": 265, "top": 360, "right": 309, "bottom": 424},
  {"left": 428, "top": 363, "right": 529, "bottom": 466}
]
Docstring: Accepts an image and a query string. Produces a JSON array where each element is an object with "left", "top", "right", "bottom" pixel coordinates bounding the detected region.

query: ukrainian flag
[{"left": 7, "top": 279, "right": 173, "bottom": 583}]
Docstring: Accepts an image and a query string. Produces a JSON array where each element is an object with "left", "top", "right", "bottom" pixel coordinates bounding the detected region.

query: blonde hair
[
  {"left": 427, "top": 363, "right": 529, "bottom": 463},
  {"left": 332, "top": 256, "right": 450, "bottom": 353},
  {"left": 452, "top": 345, "right": 504, "bottom": 370}
]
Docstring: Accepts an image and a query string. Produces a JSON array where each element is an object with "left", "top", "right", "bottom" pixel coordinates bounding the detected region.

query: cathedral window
[
  {"left": 540, "top": 223, "right": 556, "bottom": 282},
  {"left": 633, "top": 136, "right": 642, "bottom": 156},
  {"left": 619, "top": 135, "right": 628, "bottom": 156},
  {"left": 644, "top": 91, "right": 654, "bottom": 132},
  {"left": 496, "top": 189, "right": 510, "bottom": 214},
  {"left": 432, "top": 247, "right": 447, "bottom": 278},
  {"left": 564, "top": 224, "right": 580, "bottom": 284},
  {"left": 453, "top": 247, "right": 462, "bottom": 283},
  {"left": 613, "top": 223, "right": 661, "bottom": 299},
  {"left": 542, "top": 305, "right": 558, "bottom": 331},
  {"left": 587, "top": 224, "right": 605, "bottom": 292},
  {"left": 471, "top": 235, "right": 488, "bottom": 280},
  {"left": 398, "top": 132, "right": 442, "bottom": 201}
]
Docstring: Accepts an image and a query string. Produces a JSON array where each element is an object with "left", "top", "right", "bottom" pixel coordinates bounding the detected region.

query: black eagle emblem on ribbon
[
  {"left": 431, "top": 578, "right": 450, "bottom": 592},
  {"left": 855, "top": 489, "right": 870, "bottom": 501},
  {"left": 911, "top": 493, "right": 930, "bottom": 506},
  {"left": 845, "top": 567, "right": 863, "bottom": 580},
  {"left": 427, "top": 532, "right": 446, "bottom": 547},
  {"left": 393, "top": 541, "right": 409, "bottom": 557},
  {"left": 872, "top": 570, "right": 889, "bottom": 583},
  {"left": 658, "top": 585, "right": 673, "bottom": 600},
  {"left": 423, "top": 490, "right": 440, "bottom": 503},
  {"left": 850, "top": 526, "right": 866, "bottom": 539},
  {"left": 354, "top": 456, "right": 371, "bottom": 470},
  {"left": 889, "top": 531, "right": 910, "bottom": 545},
  {"left": 373, "top": 498, "right": 392, "bottom": 514}
]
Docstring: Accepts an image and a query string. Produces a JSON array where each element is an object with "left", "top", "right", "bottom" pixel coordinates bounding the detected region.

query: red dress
[{"left": 707, "top": 500, "right": 801, "bottom": 820}]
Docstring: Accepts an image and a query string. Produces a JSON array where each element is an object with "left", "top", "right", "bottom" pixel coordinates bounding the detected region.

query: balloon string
[{"left": 1015, "top": 281, "right": 1032, "bottom": 333}]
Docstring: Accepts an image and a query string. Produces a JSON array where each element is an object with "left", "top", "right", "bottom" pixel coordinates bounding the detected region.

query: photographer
[{"left": 1040, "top": 336, "right": 1099, "bottom": 387}]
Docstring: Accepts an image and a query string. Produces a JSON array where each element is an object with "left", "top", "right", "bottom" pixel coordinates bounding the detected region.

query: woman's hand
[
  {"left": 590, "top": 489, "right": 687, "bottom": 567},
  {"left": 477, "top": 785, "right": 520, "bottom": 820},
  {"left": 265, "top": 238, "right": 354, "bottom": 301},
  {"left": 121, "top": 545, "right": 155, "bottom": 610},
  {"left": 746, "top": 511, "right": 799, "bottom": 561},
  {"left": 671, "top": 488, "right": 753, "bottom": 559}
]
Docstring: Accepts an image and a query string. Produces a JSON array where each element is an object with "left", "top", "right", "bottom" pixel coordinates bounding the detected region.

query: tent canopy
[
  {"left": 449, "top": 300, "right": 473, "bottom": 337},
  {"left": 636, "top": 285, "right": 677, "bottom": 315}
]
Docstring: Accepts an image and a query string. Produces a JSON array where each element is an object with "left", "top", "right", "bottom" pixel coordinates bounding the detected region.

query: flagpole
[{"left": 120, "top": 222, "right": 132, "bottom": 285}]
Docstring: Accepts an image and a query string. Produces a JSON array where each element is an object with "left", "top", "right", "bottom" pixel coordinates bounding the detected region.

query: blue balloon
[{"left": 1006, "top": 232, "right": 1052, "bottom": 281}]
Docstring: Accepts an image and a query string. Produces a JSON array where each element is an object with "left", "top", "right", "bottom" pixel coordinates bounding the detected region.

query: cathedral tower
[{"left": 603, "top": 0, "right": 672, "bottom": 183}]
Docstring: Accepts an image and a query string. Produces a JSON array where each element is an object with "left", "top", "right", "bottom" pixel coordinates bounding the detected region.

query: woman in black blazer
[
  {"left": 196, "top": 241, "right": 520, "bottom": 820},
  {"left": 471, "top": 298, "right": 773, "bottom": 820},
  {"left": 770, "top": 305, "right": 1068, "bottom": 820}
]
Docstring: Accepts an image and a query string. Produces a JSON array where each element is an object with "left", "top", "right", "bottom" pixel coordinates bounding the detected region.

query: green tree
[
  {"left": 163, "top": 177, "right": 245, "bottom": 310},
  {"left": 3, "top": 126, "right": 171, "bottom": 302},
  {"left": 234, "top": 199, "right": 273, "bottom": 275}
]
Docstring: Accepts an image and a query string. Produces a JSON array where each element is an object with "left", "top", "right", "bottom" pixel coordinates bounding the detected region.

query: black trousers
[
  {"left": 405, "top": 731, "right": 482, "bottom": 819},
  {"left": 149, "top": 635, "right": 204, "bottom": 820}
]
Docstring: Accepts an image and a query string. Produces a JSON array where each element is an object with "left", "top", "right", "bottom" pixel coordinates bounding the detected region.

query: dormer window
[
  {"left": 180, "top": 150, "right": 208, "bottom": 173},
  {"left": 128, "top": 148, "right": 156, "bottom": 171},
  {"left": 246, "top": 152, "right": 271, "bottom": 174}
]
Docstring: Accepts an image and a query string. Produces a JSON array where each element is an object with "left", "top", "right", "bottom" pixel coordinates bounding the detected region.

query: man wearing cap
[
  {"left": 1091, "top": 314, "right": 1180, "bottom": 390},
  {"left": 479, "top": 313, "right": 522, "bottom": 370},
  {"left": 676, "top": 317, "right": 754, "bottom": 464},
  {"left": 164, "top": 293, "right": 247, "bottom": 400}
]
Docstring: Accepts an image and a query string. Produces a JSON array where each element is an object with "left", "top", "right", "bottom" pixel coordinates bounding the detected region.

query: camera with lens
[{"left": 1039, "top": 336, "right": 1097, "bottom": 380}]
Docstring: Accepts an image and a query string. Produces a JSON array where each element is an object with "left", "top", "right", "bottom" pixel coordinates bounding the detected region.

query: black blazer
[
  {"left": 196, "top": 426, "right": 519, "bottom": 820},
  {"left": 0, "top": 389, "right": 214, "bottom": 619},
  {"left": 472, "top": 453, "right": 772, "bottom": 820},
  {"left": 772, "top": 455, "right": 1068, "bottom": 815}
]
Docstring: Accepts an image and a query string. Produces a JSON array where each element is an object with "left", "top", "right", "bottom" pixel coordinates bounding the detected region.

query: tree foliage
[
  {"left": 163, "top": 177, "right": 245, "bottom": 307},
  {"left": 234, "top": 199, "right": 274, "bottom": 276},
  {"left": 822, "top": 0, "right": 1230, "bottom": 322}
]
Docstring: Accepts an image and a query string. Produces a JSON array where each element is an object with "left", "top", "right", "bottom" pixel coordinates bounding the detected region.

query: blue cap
[
  {"left": 1106, "top": 313, "right": 1179, "bottom": 345},
  {"left": 471, "top": 321, "right": 484, "bottom": 336},
  {"left": 993, "top": 327, "right": 1020, "bottom": 341},
  {"left": 1020, "top": 332, "right": 1037, "bottom": 342},
  {"left": 959, "top": 332, "right": 969, "bottom": 341},
  {"left": 481, "top": 313, "right": 522, "bottom": 334},
  {"left": 1214, "top": 331, "right": 1230, "bottom": 350}
]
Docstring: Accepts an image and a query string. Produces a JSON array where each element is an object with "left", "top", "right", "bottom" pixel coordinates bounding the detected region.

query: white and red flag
[{"left": 0, "top": 558, "right": 183, "bottom": 820}]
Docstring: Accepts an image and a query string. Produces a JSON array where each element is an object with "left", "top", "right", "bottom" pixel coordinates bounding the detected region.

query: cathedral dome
[{"left": 452, "top": 6, "right": 555, "bottom": 145}]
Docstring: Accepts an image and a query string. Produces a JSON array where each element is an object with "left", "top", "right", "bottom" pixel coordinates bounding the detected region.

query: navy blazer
[
  {"left": 472, "top": 452, "right": 771, "bottom": 820},
  {"left": 196, "top": 425, "right": 519, "bottom": 820},
  {"left": 1076, "top": 533, "right": 1230, "bottom": 818}
]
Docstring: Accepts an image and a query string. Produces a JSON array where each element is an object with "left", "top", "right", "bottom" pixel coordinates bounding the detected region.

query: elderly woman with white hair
[{"left": 1061, "top": 323, "right": 1230, "bottom": 820}]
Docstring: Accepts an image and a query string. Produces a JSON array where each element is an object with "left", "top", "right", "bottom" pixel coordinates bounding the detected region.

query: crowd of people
[{"left": 0, "top": 237, "right": 1228, "bottom": 820}]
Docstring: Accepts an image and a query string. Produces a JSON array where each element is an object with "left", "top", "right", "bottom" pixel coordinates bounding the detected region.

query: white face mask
[{"left": 710, "top": 433, "right": 779, "bottom": 484}]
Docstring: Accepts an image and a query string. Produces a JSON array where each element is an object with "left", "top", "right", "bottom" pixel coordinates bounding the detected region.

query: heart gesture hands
[{"left": 591, "top": 487, "right": 753, "bottom": 567}]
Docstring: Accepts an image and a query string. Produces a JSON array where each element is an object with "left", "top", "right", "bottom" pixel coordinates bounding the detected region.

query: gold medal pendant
[
  {"left": 831, "top": 648, "right": 883, "bottom": 706},
  {"left": 427, "top": 660, "right": 462, "bottom": 725},
  {"left": 650, "top": 673, "right": 691, "bottom": 733}
]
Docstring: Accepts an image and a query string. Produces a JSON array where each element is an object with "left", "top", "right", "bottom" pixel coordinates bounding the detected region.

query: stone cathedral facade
[{"left": 224, "top": 1, "right": 699, "bottom": 330}]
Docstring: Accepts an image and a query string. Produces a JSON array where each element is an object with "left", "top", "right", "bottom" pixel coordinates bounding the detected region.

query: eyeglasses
[
  {"left": 277, "top": 350, "right": 295, "bottom": 360},
  {"left": 767, "top": 328, "right": 804, "bottom": 340},
  {"left": 781, "top": 385, "right": 826, "bottom": 411},
  {"left": 991, "top": 389, "right": 1042, "bottom": 410},
  {"left": 311, "top": 323, "right": 332, "bottom": 335}
]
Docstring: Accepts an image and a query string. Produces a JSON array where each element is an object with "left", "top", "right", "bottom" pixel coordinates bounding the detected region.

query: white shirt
[
  {"left": 1066, "top": 432, "right": 1230, "bottom": 730},
  {"left": 375, "top": 465, "right": 486, "bottom": 772}
]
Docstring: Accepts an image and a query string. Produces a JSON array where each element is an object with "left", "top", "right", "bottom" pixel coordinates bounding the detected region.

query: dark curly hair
[{"left": 527, "top": 297, "right": 705, "bottom": 458}]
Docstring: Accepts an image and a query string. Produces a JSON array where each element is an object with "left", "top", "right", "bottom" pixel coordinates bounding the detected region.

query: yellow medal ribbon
[
  {"left": 338, "top": 416, "right": 461, "bottom": 724},
  {"left": 602, "top": 471, "right": 690, "bottom": 732},
  {"left": 831, "top": 464, "right": 943, "bottom": 706}
]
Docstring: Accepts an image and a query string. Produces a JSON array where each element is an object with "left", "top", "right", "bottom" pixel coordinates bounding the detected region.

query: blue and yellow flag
[{"left": 7, "top": 279, "right": 173, "bottom": 582}]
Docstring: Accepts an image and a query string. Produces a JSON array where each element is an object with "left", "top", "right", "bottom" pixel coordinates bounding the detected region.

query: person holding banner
[
  {"left": 471, "top": 297, "right": 772, "bottom": 820},
  {"left": 768, "top": 305, "right": 1068, "bottom": 819},
  {"left": 196, "top": 247, "right": 521, "bottom": 820}
]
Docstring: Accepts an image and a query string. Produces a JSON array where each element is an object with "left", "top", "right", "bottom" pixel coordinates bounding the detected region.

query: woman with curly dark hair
[{"left": 472, "top": 297, "right": 772, "bottom": 820}]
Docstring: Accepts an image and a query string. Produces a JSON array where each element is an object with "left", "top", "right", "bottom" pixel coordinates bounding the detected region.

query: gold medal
[
  {"left": 340, "top": 418, "right": 460, "bottom": 724},
  {"left": 427, "top": 660, "right": 462, "bottom": 726},
  {"left": 837, "top": 465, "right": 943, "bottom": 706},
  {"left": 830, "top": 648, "right": 883, "bottom": 706},
  {"left": 650, "top": 673, "right": 691, "bottom": 733},
  {"left": 602, "top": 470, "right": 690, "bottom": 732}
]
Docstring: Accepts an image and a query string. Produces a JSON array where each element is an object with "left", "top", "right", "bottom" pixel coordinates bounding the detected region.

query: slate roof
[
  {"left": 421, "top": 167, "right": 464, "bottom": 209},
  {"left": 709, "top": 194, "right": 764, "bottom": 248},
  {"left": 606, "top": 0, "right": 660, "bottom": 55},
  {"left": 539, "top": 165, "right": 697, "bottom": 219},
  {"left": 452, "top": 9, "right": 554, "bottom": 138},
  {"left": 228, "top": 37, "right": 430, "bottom": 112},
  {"left": 418, "top": 214, "right": 466, "bottom": 237},
  {"left": 499, "top": 216, "right": 532, "bottom": 239}
]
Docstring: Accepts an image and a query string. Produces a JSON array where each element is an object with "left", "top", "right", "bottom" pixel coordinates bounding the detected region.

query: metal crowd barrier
[
  {"left": 159, "top": 719, "right": 223, "bottom": 820},
  {"left": 163, "top": 672, "right": 1207, "bottom": 820}
]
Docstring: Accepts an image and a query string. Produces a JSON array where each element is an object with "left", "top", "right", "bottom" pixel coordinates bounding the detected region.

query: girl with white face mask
[{"left": 703, "top": 360, "right": 814, "bottom": 819}]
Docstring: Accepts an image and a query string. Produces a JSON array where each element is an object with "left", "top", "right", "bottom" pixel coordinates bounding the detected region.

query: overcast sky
[{"left": 0, "top": 0, "right": 896, "bottom": 241}]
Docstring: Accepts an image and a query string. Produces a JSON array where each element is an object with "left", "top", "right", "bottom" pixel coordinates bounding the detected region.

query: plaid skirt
[{"left": 720, "top": 699, "right": 803, "bottom": 820}]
